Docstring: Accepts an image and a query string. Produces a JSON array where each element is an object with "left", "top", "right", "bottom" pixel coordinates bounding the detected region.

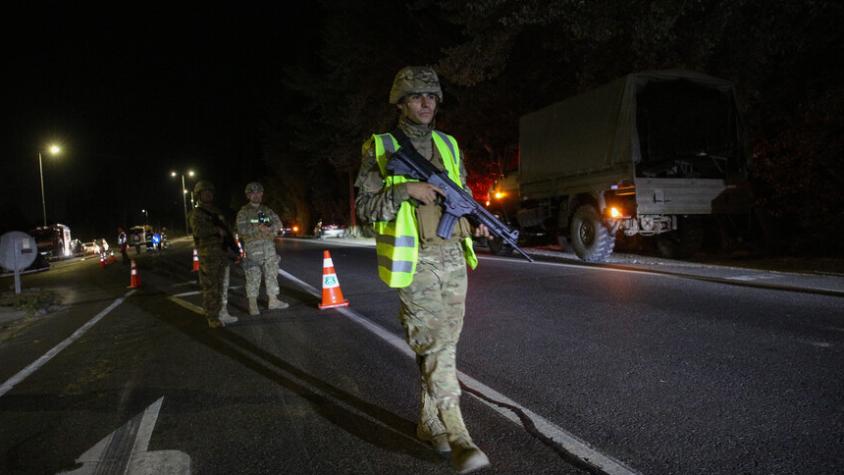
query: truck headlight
[{"left": 607, "top": 206, "right": 630, "bottom": 219}]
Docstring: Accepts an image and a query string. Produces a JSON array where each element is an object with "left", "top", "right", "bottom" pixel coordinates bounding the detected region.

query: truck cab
[{"left": 30, "top": 224, "right": 73, "bottom": 259}]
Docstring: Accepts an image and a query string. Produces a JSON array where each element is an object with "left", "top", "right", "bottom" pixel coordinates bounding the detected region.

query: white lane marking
[
  {"left": 278, "top": 268, "right": 639, "bottom": 475},
  {"left": 457, "top": 373, "right": 637, "bottom": 475},
  {"left": 0, "top": 290, "right": 137, "bottom": 398},
  {"left": 61, "top": 397, "right": 191, "bottom": 475},
  {"left": 799, "top": 340, "right": 832, "bottom": 348},
  {"left": 167, "top": 296, "right": 205, "bottom": 315},
  {"left": 481, "top": 254, "right": 669, "bottom": 277},
  {"left": 170, "top": 286, "right": 242, "bottom": 308},
  {"left": 727, "top": 274, "right": 777, "bottom": 282},
  {"left": 483, "top": 255, "right": 844, "bottom": 297},
  {"left": 173, "top": 290, "right": 201, "bottom": 298},
  {"left": 280, "top": 237, "right": 375, "bottom": 248},
  {"left": 174, "top": 286, "right": 241, "bottom": 298}
]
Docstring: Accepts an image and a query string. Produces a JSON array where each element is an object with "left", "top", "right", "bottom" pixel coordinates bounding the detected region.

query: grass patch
[{"left": 0, "top": 288, "right": 60, "bottom": 316}]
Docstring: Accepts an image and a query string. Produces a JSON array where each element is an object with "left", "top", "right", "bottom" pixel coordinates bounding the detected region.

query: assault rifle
[
  {"left": 386, "top": 137, "right": 534, "bottom": 262},
  {"left": 195, "top": 207, "right": 241, "bottom": 262}
]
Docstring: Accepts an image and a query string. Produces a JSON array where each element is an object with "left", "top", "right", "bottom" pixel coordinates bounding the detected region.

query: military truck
[
  {"left": 30, "top": 224, "right": 73, "bottom": 259},
  {"left": 489, "top": 70, "right": 751, "bottom": 262}
]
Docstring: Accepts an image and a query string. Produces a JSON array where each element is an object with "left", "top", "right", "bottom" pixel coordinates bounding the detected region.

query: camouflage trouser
[
  {"left": 198, "top": 249, "right": 227, "bottom": 321},
  {"left": 398, "top": 241, "right": 468, "bottom": 412},
  {"left": 221, "top": 264, "right": 230, "bottom": 308},
  {"left": 242, "top": 239, "right": 280, "bottom": 299}
]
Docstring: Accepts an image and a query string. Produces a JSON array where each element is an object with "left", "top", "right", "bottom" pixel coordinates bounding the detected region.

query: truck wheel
[
  {"left": 656, "top": 216, "right": 705, "bottom": 259},
  {"left": 570, "top": 205, "right": 615, "bottom": 262},
  {"left": 487, "top": 236, "right": 514, "bottom": 256}
]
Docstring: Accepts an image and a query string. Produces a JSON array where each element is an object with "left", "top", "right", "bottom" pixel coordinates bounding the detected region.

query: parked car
[
  {"left": 319, "top": 224, "right": 346, "bottom": 239},
  {"left": 81, "top": 241, "right": 99, "bottom": 256}
]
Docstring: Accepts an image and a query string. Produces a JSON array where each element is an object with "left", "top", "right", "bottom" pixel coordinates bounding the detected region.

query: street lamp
[
  {"left": 38, "top": 144, "right": 62, "bottom": 227},
  {"left": 141, "top": 209, "right": 149, "bottom": 225},
  {"left": 170, "top": 170, "right": 196, "bottom": 234}
]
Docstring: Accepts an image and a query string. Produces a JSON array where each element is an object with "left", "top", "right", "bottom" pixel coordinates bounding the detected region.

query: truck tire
[
  {"left": 656, "top": 216, "right": 705, "bottom": 259},
  {"left": 487, "top": 236, "right": 514, "bottom": 256},
  {"left": 570, "top": 204, "right": 615, "bottom": 262}
]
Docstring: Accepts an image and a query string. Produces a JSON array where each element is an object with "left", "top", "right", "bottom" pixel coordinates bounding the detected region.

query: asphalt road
[{"left": 1, "top": 238, "right": 842, "bottom": 474}]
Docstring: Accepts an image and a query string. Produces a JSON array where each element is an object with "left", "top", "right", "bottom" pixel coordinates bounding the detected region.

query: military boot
[
  {"left": 218, "top": 305, "right": 232, "bottom": 319},
  {"left": 267, "top": 294, "right": 289, "bottom": 310},
  {"left": 218, "top": 308, "right": 238, "bottom": 326},
  {"left": 417, "top": 417, "right": 451, "bottom": 454},
  {"left": 248, "top": 298, "right": 260, "bottom": 316},
  {"left": 439, "top": 405, "right": 490, "bottom": 474},
  {"left": 417, "top": 391, "right": 450, "bottom": 453}
]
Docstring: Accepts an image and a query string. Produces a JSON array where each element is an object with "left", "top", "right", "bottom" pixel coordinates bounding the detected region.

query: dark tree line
[{"left": 261, "top": 0, "right": 843, "bottom": 255}]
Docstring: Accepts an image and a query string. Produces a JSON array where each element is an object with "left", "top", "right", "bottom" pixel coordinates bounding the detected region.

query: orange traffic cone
[
  {"left": 318, "top": 250, "right": 349, "bottom": 309},
  {"left": 192, "top": 249, "right": 200, "bottom": 272},
  {"left": 128, "top": 259, "right": 141, "bottom": 289}
]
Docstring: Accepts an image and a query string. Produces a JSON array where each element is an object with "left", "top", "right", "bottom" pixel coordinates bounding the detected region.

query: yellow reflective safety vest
[{"left": 371, "top": 131, "right": 478, "bottom": 288}]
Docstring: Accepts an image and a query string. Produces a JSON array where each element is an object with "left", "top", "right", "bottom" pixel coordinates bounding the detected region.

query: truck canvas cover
[{"left": 519, "top": 70, "right": 744, "bottom": 187}]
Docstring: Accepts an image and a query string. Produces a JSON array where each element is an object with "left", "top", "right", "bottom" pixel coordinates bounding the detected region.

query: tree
[
  {"left": 261, "top": 0, "right": 448, "bottom": 230},
  {"left": 260, "top": 0, "right": 844, "bottom": 255}
]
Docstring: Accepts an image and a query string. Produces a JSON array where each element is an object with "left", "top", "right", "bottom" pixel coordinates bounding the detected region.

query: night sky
[{"left": 3, "top": 6, "right": 316, "bottom": 239}]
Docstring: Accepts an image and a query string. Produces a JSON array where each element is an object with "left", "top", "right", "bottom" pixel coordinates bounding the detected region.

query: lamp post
[
  {"left": 170, "top": 170, "right": 195, "bottom": 234},
  {"left": 141, "top": 209, "right": 149, "bottom": 225},
  {"left": 38, "top": 144, "right": 62, "bottom": 227}
]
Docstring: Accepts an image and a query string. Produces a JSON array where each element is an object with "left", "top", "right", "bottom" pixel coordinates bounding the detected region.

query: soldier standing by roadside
[
  {"left": 236, "top": 182, "right": 289, "bottom": 316},
  {"left": 189, "top": 180, "right": 238, "bottom": 328},
  {"left": 355, "top": 66, "right": 492, "bottom": 474}
]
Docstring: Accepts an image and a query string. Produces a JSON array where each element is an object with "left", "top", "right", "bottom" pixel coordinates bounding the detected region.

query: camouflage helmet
[
  {"left": 244, "top": 182, "right": 264, "bottom": 194},
  {"left": 389, "top": 66, "right": 443, "bottom": 105},
  {"left": 193, "top": 180, "right": 215, "bottom": 193}
]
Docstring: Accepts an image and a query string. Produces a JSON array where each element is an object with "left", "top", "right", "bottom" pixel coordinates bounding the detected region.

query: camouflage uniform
[
  {"left": 190, "top": 200, "right": 230, "bottom": 326},
  {"left": 236, "top": 182, "right": 288, "bottom": 314},
  {"left": 358, "top": 128, "right": 472, "bottom": 405},
  {"left": 356, "top": 66, "right": 489, "bottom": 473}
]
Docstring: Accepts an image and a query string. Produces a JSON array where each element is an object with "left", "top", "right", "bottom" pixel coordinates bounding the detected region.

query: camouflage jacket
[
  {"left": 236, "top": 203, "right": 281, "bottom": 244},
  {"left": 190, "top": 203, "right": 230, "bottom": 252}
]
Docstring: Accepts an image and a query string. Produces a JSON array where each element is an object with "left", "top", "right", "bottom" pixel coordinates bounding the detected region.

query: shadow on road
[{"left": 142, "top": 297, "right": 440, "bottom": 464}]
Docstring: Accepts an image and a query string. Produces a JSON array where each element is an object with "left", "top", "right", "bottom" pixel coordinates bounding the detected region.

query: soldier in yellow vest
[{"left": 355, "top": 66, "right": 491, "bottom": 474}]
